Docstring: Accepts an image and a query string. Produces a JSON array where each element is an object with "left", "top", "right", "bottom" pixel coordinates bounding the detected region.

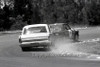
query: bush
[
  {"left": 10, "top": 15, "right": 27, "bottom": 30},
  {"left": 10, "top": 21, "right": 27, "bottom": 30}
]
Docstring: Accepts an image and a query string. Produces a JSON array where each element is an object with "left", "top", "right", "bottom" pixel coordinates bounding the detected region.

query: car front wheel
[{"left": 74, "top": 34, "right": 79, "bottom": 41}]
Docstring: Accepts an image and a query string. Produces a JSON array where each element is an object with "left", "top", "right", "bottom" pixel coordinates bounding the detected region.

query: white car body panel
[
  {"left": 21, "top": 33, "right": 49, "bottom": 40},
  {"left": 19, "top": 24, "right": 51, "bottom": 48}
]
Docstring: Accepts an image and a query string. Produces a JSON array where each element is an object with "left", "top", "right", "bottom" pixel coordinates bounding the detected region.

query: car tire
[
  {"left": 74, "top": 34, "right": 79, "bottom": 41},
  {"left": 43, "top": 45, "right": 51, "bottom": 51},
  {"left": 21, "top": 47, "right": 30, "bottom": 51}
]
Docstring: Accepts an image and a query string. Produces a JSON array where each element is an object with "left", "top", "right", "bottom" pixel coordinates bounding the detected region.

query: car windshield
[
  {"left": 50, "top": 25, "right": 62, "bottom": 32},
  {"left": 49, "top": 24, "right": 64, "bottom": 33},
  {"left": 49, "top": 24, "right": 71, "bottom": 33},
  {"left": 24, "top": 26, "right": 47, "bottom": 34}
]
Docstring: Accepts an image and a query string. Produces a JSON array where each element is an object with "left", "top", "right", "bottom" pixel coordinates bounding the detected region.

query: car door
[{"left": 63, "top": 24, "right": 70, "bottom": 38}]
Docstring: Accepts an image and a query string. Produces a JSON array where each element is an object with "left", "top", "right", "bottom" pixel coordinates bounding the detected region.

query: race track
[{"left": 0, "top": 27, "right": 100, "bottom": 67}]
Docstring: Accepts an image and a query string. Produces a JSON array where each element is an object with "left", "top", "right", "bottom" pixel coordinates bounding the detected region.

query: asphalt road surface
[{"left": 0, "top": 27, "right": 100, "bottom": 67}]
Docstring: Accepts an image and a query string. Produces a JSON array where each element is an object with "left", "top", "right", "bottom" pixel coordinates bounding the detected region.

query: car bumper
[{"left": 20, "top": 40, "right": 51, "bottom": 47}]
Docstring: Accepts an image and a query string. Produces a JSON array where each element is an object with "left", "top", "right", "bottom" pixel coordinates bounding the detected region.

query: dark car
[{"left": 49, "top": 23, "right": 79, "bottom": 41}]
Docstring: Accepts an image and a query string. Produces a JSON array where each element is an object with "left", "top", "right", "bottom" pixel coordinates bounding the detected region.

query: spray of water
[{"left": 50, "top": 36, "right": 78, "bottom": 54}]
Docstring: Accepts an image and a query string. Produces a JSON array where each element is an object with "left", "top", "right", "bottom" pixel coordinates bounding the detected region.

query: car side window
[
  {"left": 63, "top": 24, "right": 71, "bottom": 30},
  {"left": 40, "top": 27, "right": 47, "bottom": 32},
  {"left": 63, "top": 24, "right": 68, "bottom": 30},
  {"left": 23, "top": 28, "right": 27, "bottom": 34}
]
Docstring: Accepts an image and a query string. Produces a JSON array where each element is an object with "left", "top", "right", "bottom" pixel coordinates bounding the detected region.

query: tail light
[{"left": 19, "top": 38, "right": 22, "bottom": 43}]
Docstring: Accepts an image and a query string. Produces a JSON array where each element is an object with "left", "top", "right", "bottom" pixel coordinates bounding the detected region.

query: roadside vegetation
[{"left": 0, "top": 0, "right": 100, "bottom": 31}]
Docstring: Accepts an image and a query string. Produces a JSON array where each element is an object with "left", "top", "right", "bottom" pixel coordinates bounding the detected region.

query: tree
[
  {"left": 87, "top": 2, "right": 100, "bottom": 25},
  {"left": 14, "top": 0, "right": 41, "bottom": 24}
]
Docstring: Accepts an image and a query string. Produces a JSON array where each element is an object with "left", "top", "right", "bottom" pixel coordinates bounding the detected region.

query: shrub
[{"left": 10, "top": 15, "right": 27, "bottom": 30}]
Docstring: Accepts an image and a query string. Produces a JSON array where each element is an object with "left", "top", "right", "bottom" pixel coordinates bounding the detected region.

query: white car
[{"left": 19, "top": 24, "right": 52, "bottom": 51}]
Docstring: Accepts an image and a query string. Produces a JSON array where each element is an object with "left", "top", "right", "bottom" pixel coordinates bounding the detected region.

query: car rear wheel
[
  {"left": 21, "top": 47, "right": 31, "bottom": 51},
  {"left": 74, "top": 34, "right": 79, "bottom": 41},
  {"left": 43, "top": 45, "right": 51, "bottom": 51}
]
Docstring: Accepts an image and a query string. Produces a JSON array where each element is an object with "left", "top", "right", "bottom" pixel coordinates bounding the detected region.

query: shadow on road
[{"left": 22, "top": 47, "right": 51, "bottom": 52}]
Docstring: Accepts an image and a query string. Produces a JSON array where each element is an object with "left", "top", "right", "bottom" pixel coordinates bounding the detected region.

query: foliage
[
  {"left": 1, "top": 0, "right": 100, "bottom": 30},
  {"left": 14, "top": 0, "right": 41, "bottom": 24},
  {"left": 10, "top": 15, "right": 27, "bottom": 30},
  {"left": 86, "top": 2, "right": 100, "bottom": 25}
]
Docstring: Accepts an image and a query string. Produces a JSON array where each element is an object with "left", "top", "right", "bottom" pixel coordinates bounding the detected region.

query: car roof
[
  {"left": 23, "top": 24, "right": 48, "bottom": 29},
  {"left": 49, "top": 23, "right": 68, "bottom": 26}
]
